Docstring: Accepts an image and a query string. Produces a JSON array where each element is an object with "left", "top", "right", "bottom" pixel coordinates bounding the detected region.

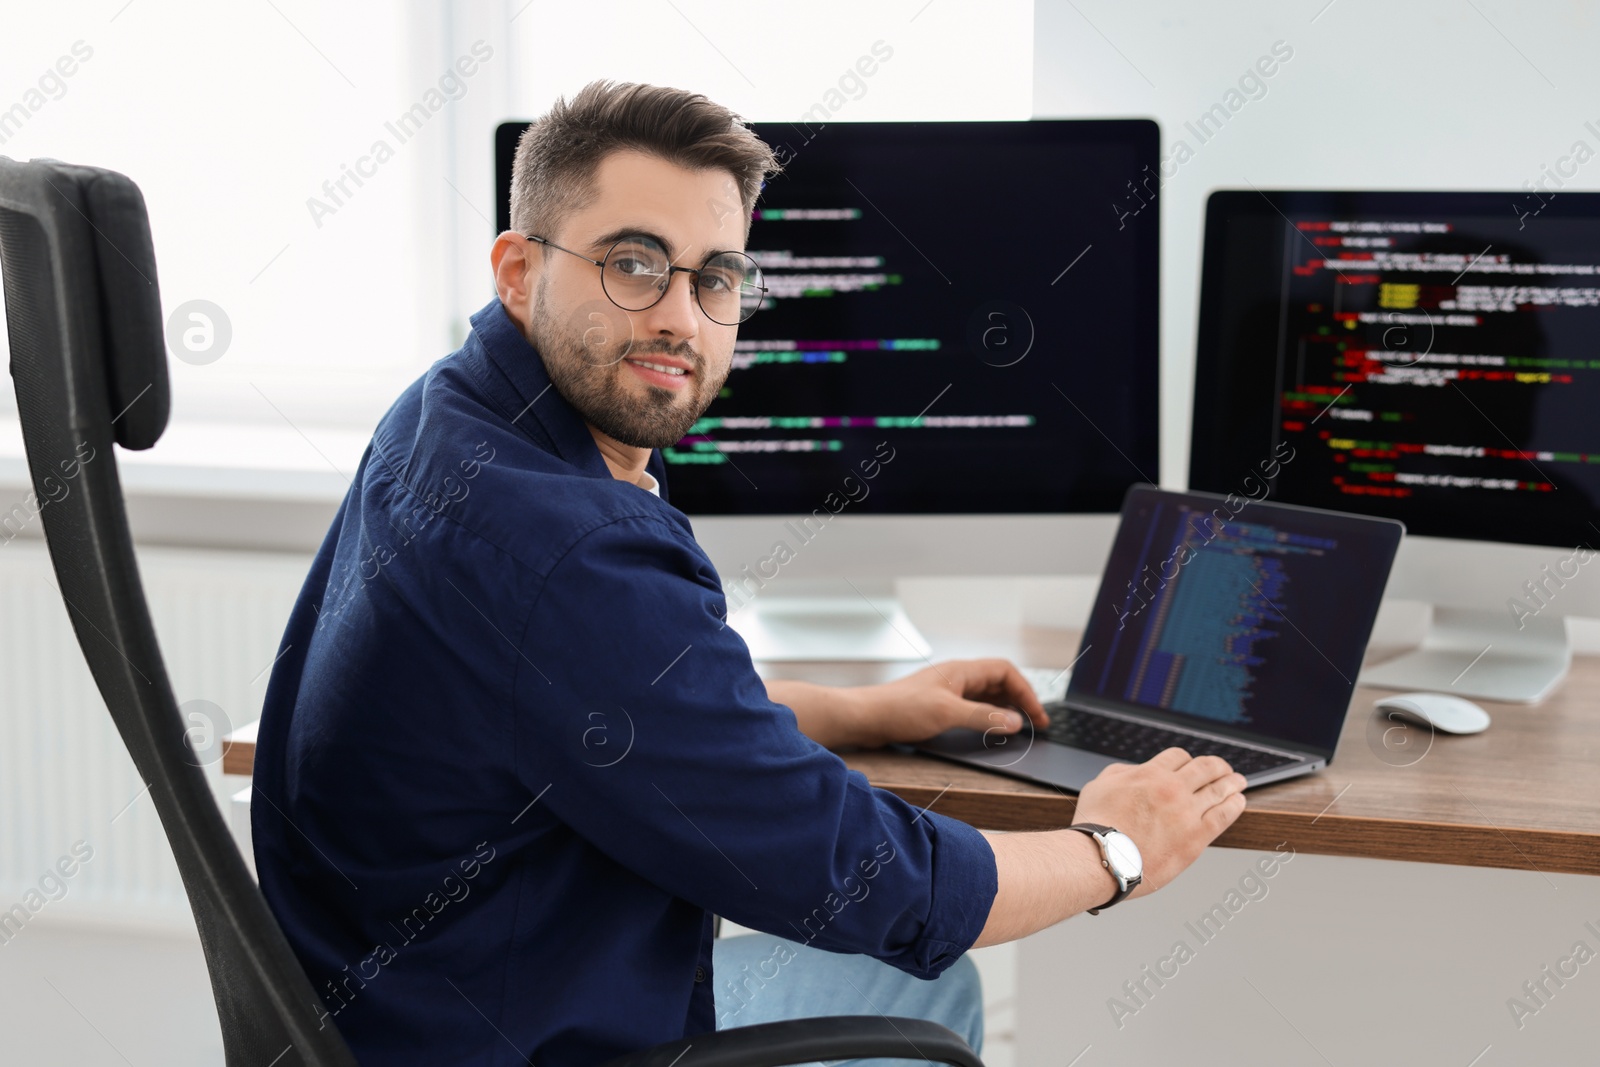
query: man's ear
[{"left": 491, "top": 231, "right": 540, "bottom": 332}]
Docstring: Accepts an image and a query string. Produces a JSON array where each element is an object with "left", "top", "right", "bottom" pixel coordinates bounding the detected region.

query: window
[{"left": 1, "top": 0, "right": 1031, "bottom": 486}]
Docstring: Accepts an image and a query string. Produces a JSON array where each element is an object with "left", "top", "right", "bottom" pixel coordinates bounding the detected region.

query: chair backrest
[{"left": 0, "top": 156, "right": 358, "bottom": 1067}]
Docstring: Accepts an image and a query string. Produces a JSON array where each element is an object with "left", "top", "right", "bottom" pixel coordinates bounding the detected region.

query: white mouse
[{"left": 1374, "top": 692, "right": 1491, "bottom": 735}]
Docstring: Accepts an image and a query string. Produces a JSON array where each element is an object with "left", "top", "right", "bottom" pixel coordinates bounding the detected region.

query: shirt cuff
[{"left": 907, "top": 810, "right": 999, "bottom": 979}]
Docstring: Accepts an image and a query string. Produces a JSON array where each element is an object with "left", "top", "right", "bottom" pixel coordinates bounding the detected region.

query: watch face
[{"left": 1104, "top": 831, "right": 1143, "bottom": 878}]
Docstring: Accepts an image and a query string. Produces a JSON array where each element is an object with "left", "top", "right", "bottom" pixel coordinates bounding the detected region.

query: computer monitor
[
  {"left": 1189, "top": 189, "right": 1600, "bottom": 702},
  {"left": 495, "top": 119, "right": 1160, "bottom": 660}
]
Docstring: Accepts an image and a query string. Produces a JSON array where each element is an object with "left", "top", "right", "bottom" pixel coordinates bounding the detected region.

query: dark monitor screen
[
  {"left": 495, "top": 119, "right": 1160, "bottom": 514},
  {"left": 1070, "top": 486, "right": 1403, "bottom": 756},
  {"left": 1190, "top": 189, "right": 1600, "bottom": 549}
]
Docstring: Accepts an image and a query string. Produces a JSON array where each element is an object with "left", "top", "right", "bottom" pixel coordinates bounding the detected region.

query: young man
[{"left": 253, "top": 80, "right": 1246, "bottom": 1067}]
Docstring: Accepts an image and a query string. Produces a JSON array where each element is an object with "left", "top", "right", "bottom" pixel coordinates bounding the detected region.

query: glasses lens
[
  {"left": 602, "top": 236, "right": 671, "bottom": 311},
  {"left": 697, "top": 251, "right": 765, "bottom": 325}
]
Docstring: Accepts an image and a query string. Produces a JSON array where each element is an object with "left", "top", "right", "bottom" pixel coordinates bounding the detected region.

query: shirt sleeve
[{"left": 511, "top": 514, "right": 997, "bottom": 979}]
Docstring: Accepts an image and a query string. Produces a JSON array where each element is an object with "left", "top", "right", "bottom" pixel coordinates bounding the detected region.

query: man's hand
[
  {"left": 1074, "top": 748, "right": 1248, "bottom": 899},
  {"left": 766, "top": 658, "right": 1049, "bottom": 751},
  {"left": 972, "top": 750, "right": 1246, "bottom": 947},
  {"left": 849, "top": 658, "right": 1051, "bottom": 749}
]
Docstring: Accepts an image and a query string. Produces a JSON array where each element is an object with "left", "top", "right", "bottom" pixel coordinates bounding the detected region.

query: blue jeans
[{"left": 711, "top": 932, "right": 985, "bottom": 1067}]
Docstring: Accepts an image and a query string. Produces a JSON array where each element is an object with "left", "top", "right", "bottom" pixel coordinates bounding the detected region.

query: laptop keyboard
[{"left": 1043, "top": 704, "right": 1301, "bottom": 776}]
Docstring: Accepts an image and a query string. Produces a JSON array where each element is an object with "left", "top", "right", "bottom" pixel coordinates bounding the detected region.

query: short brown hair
[{"left": 509, "top": 80, "right": 780, "bottom": 242}]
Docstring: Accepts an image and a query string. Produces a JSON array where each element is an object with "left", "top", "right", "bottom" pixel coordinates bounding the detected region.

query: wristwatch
[{"left": 1067, "top": 823, "right": 1143, "bottom": 914}]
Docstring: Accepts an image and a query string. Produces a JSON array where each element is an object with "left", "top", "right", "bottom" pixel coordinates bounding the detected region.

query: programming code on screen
[
  {"left": 666, "top": 206, "right": 1037, "bottom": 469},
  {"left": 1278, "top": 215, "right": 1600, "bottom": 510},
  {"left": 1069, "top": 488, "right": 1396, "bottom": 753},
  {"left": 1102, "top": 508, "right": 1335, "bottom": 729},
  {"left": 657, "top": 121, "right": 1159, "bottom": 516},
  {"left": 1192, "top": 192, "right": 1600, "bottom": 548}
]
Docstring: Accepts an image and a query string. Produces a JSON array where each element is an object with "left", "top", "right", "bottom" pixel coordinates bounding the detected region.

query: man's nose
[{"left": 635, "top": 269, "right": 700, "bottom": 341}]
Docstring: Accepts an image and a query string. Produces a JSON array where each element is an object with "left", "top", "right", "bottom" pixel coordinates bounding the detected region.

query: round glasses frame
[{"left": 525, "top": 233, "right": 766, "bottom": 326}]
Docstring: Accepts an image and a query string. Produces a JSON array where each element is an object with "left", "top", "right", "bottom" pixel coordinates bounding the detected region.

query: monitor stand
[
  {"left": 1358, "top": 606, "right": 1570, "bottom": 705},
  {"left": 723, "top": 578, "right": 932, "bottom": 662}
]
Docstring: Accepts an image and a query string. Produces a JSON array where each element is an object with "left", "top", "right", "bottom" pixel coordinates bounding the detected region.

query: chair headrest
[{"left": 0, "top": 157, "right": 169, "bottom": 450}]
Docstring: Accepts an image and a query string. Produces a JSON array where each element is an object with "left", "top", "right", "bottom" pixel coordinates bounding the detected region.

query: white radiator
[{"left": 0, "top": 539, "right": 309, "bottom": 933}]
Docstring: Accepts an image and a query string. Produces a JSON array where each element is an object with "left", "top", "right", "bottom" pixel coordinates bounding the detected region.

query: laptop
[{"left": 916, "top": 485, "right": 1404, "bottom": 790}]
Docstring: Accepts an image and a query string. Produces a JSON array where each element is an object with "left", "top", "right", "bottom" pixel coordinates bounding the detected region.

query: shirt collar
[{"left": 466, "top": 297, "right": 671, "bottom": 498}]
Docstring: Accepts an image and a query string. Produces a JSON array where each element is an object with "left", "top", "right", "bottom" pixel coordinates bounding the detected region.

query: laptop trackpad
[{"left": 916, "top": 727, "right": 1126, "bottom": 793}]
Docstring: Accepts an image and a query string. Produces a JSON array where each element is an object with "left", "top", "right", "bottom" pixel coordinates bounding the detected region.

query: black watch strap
[{"left": 1067, "top": 823, "right": 1134, "bottom": 914}]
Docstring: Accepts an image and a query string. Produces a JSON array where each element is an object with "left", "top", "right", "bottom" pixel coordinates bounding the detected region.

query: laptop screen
[{"left": 1068, "top": 485, "right": 1404, "bottom": 756}]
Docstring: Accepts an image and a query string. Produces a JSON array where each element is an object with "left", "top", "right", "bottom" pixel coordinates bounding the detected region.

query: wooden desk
[
  {"left": 222, "top": 624, "right": 1600, "bottom": 876},
  {"left": 222, "top": 718, "right": 258, "bottom": 776}
]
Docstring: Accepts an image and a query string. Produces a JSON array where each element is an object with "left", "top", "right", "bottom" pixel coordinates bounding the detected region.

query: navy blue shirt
[{"left": 253, "top": 296, "right": 998, "bottom": 1067}]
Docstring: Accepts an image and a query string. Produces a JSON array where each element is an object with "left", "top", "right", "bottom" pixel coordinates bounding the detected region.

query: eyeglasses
[{"left": 526, "top": 232, "right": 767, "bottom": 326}]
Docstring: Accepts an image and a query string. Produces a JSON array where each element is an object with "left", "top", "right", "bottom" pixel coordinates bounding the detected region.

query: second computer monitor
[
  {"left": 1190, "top": 188, "right": 1600, "bottom": 547},
  {"left": 1189, "top": 189, "right": 1600, "bottom": 700}
]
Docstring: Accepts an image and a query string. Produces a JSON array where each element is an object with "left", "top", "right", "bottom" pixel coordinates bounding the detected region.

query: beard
[{"left": 527, "top": 278, "right": 727, "bottom": 450}]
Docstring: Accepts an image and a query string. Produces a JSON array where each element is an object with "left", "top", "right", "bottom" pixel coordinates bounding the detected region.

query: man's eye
[
  {"left": 611, "top": 255, "right": 667, "bottom": 280},
  {"left": 699, "top": 271, "right": 736, "bottom": 292}
]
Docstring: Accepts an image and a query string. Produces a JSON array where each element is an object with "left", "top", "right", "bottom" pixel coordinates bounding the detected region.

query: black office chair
[{"left": 0, "top": 155, "right": 985, "bottom": 1067}]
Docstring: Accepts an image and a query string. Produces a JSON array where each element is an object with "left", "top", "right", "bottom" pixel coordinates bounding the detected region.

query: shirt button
[{"left": 694, "top": 966, "right": 706, "bottom": 983}]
